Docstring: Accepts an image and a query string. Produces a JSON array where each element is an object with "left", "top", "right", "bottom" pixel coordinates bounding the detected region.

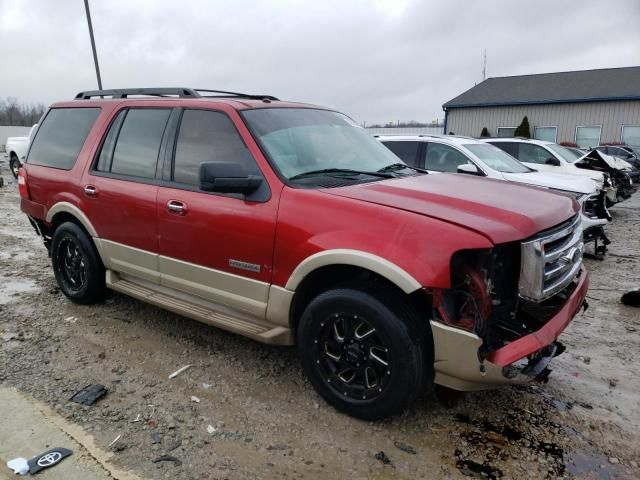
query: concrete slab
[{"left": 0, "top": 388, "right": 142, "bottom": 480}]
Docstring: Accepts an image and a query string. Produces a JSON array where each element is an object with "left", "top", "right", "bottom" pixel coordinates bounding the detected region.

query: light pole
[{"left": 83, "top": 0, "right": 103, "bottom": 89}]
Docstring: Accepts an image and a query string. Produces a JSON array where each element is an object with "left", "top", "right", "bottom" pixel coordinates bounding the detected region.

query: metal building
[{"left": 442, "top": 66, "right": 640, "bottom": 148}]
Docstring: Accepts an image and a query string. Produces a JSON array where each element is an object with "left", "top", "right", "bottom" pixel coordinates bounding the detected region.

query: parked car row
[
  {"left": 18, "top": 88, "right": 591, "bottom": 420},
  {"left": 379, "top": 135, "right": 639, "bottom": 258}
]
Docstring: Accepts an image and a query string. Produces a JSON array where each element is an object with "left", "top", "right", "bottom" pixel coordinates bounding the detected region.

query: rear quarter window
[{"left": 27, "top": 108, "right": 101, "bottom": 170}]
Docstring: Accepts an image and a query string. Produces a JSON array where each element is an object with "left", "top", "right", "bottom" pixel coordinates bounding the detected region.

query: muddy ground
[{"left": 0, "top": 167, "right": 638, "bottom": 480}]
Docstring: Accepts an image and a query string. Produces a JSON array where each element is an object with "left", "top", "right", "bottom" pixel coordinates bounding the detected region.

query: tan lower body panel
[
  {"left": 106, "top": 270, "right": 293, "bottom": 345},
  {"left": 430, "top": 321, "right": 528, "bottom": 391},
  {"left": 96, "top": 239, "right": 160, "bottom": 284},
  {"left": 158, "top": 255, "right": 269, "bottom": 318}
]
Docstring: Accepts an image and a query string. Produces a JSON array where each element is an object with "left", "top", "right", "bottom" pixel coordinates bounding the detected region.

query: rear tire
[
  {"left": 9, "top": 154, "right": 21, "bottom": 179},
  {"left": 297, "top": 286, "right": 430, "bottom": 420},
  {"left": 51, "top": 222, "right": 106, "bottom": 304}
]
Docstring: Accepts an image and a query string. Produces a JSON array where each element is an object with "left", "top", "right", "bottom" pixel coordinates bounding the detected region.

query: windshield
[
  {"left": 546, "top": 143, "right": 581, "bottom": 163},
  {"left": 242, "top": 108, "right": 403, "bottom": 181},
  {"left": 463, "top": 143, "right": 531, "bottom": 173}
]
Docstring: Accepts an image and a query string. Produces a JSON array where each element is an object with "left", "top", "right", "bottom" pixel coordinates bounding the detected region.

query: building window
[
  {"left": 534, "top": 126, "right": 557, "bottom": 143},
  {"left": 497, "top": 127, "right": 517, "bottom": 137},
  {"left": 621, "top": 125, "right": 640, "bottom": 147},
  {"left": 575, "top": 126, "right": 601, "bottom": 149}
]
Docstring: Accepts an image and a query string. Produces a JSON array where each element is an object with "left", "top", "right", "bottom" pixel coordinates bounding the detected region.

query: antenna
[{"left": 482, "top": 49, "right": 487, "bottom": 81}]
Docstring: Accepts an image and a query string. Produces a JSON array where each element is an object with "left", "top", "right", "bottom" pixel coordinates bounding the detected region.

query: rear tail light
[{"left": 18, "top": 168, "right": 30, "bottom": 199}]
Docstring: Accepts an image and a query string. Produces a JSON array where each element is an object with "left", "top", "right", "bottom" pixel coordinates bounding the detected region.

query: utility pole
[
  {"left": 482, "top": 49, "right": 487, "bottom": 82},
  {"left": 83, "top": 0, "right": 103, "bottom": 89}
]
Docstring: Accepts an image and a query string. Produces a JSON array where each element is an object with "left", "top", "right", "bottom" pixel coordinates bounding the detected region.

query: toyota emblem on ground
[{"left": 27, "top": 448, "right": 72, "bottom": 474}]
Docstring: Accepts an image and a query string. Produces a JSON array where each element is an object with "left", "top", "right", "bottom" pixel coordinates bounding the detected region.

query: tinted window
[
  {"left": 610, "top": 147, "right": 632, "bottom": 159},
  {"left": 489, "top": 142, "right": 517, "bottom": 157},
  {"left": 96, "top": 110, "right": 126, "bottom": 172},
  {"left": 518, "top": 143, "right": 552, "bottom": 164},
  {"left": 109, "top": 109, "right": 171, "bottom": 178},
  {"left": 173, "top": 109, "right": 257, "bottom": 186},
  {"left": 27, "top": 108, "right": 100, "bottom": 169},
  {"left": 382, "top": 141, "right": 420, "bottom": 166},
  {"left": 424, "top": 143, "right": 472, "bottom": 172}
]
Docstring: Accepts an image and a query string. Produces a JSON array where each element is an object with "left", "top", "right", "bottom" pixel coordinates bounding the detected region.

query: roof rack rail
[
  {"left": 74, "top": 87, "right": 279, "bottom": 101},
  {"left": 74, "top": 88, "right": 200, "bottom": 99},
  {"left": 194, "top": 89, "right": 279, "bottom": 101}
]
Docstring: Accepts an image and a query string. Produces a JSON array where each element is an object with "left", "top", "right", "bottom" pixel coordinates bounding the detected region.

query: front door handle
[
  {"left": 84, "top": 185, "right": 98, "bottom": 197},
  {"left": 167, "top": 200, "right": 187, "bottom": 215}
]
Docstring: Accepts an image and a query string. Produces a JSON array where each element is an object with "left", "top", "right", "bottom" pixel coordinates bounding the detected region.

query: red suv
[{"left": 19, "top": 88, "right": 588, "bottom": 419}]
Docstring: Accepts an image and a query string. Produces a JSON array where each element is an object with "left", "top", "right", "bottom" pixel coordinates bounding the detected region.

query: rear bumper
[{"left": 431, "top": 267, "right": 589, "bottom": 391}]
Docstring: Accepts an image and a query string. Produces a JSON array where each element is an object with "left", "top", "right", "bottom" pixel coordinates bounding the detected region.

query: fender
[
  {"left": 285, "top": 249, "right": 421, "bottom": 294},
  {"left": 46, "top": 201, "right": 99, "bottom": 237},
  {"left": 45, "top": 201, "right": 108, "bottom": 263},
  {"left": 265, "top": 249, "right": 422, "bottom": 328}
]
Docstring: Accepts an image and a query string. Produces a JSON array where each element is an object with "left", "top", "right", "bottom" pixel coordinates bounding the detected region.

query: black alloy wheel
[
  {"left": 54, "top": 237, "right": 88, "bottom": 294},
  {"left": 297, "top": 286, "right": 430, "bottom": 420},
  {"left": 313, "top": 312, "right": 392, "bottom": 401},
  {"left": 51, "top": 222, "right": 106, "bottom": 304}
]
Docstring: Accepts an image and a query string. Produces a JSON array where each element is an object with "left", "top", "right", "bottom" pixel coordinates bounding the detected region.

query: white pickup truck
[{"left": 4, "top": 124, "right": 38, "bottom": 178}]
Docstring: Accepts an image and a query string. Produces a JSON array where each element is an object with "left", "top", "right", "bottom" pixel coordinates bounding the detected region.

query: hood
[
  {"left": 576, "top": 149, "right": 633, "bottom": 173},
  {"left": 502, "top": 171, "right": 597, "bottom": 194},
  {"left": 324, "top": 174, "right": 578, "bottom": 244}
]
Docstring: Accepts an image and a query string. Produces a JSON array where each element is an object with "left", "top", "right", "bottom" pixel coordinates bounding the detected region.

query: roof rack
[
  {"left": 194, "top": 89, "right": 279, "bottom": 101},
  {"left": 74, "top": 87, "right": 279, "bottom": 101}
]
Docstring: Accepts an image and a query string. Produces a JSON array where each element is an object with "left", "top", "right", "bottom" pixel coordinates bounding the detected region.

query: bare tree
[{"left": 0, "top": 97, "right": 46, "bottom": 126}]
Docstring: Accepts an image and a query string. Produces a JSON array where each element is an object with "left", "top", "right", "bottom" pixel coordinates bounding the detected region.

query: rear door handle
[
  {"left": 167, "top": 200, "right": 187, "bottom": 215},
  {"left": 84, "top": 185, "right": 98, "bottom": 197}
]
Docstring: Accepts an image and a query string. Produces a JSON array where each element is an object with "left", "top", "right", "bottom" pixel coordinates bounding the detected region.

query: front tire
[
  {"left": 297, "top": 287, "right": 429, "bottom": 420},
  {"left": 51, "top": 222, "right": 106, "bottom": 304},
  {"left": 10, "top": 154, "right": 21, "bottom": 179}
]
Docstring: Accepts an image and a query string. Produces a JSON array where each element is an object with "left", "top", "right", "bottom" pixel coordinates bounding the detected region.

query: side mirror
[
  {"left": 199, "top": 162, "right": 262, "bottom": 194},
  {"left": 457, "top": 163, "right": 482, "bottom": 175},
  {"left": 545, "top": 157, "right": 561, "bottom": 166}
]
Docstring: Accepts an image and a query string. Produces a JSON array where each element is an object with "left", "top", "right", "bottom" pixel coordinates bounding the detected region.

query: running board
[{"left": 106, "top": 271, "right": 293, "bottom": 345}]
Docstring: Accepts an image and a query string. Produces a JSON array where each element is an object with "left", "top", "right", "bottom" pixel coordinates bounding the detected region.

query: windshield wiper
[
  {"left": 377, "top": 163, "right": 429, "bottom": 174},
  {"left": 289, "top": 168, "right": 395, "bottom": 180}
]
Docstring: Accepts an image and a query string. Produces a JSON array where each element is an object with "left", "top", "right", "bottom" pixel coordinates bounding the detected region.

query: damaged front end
[
  {"left": 430, "top": 214, "right": 589, "bottom": 391},
  {"left": 576, "top": 149, "right": 638, "bottom": 203}
]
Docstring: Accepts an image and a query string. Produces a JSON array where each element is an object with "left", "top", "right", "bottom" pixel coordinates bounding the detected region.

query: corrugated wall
[{"left": 446, "top": 101, "right": 640, "bottom": 143}]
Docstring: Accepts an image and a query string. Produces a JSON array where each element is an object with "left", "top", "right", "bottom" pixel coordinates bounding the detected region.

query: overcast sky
[{"left": 1, "top": 0, "right": 639, "bottom": 124}]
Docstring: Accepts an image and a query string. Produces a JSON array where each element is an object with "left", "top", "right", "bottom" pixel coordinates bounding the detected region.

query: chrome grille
[{"left": 519, "top": 215, "right": 583, "bottom": 302}]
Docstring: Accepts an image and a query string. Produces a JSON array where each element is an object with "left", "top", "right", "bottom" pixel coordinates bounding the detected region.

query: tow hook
[{"left": 582, "top": 299, "right": 589, "bottom": 313}]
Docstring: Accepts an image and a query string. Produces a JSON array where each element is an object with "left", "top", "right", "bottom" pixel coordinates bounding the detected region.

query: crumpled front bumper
[{"left": 431, "top": 267, "right": 589, "bottom": 391}]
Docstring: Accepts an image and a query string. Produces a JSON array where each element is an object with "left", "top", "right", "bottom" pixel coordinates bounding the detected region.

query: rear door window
[
  {"left": 103, "top": 109, "right": 171, "bottom": 179},
  {"left": 27, "top": 108, "right": 100, "bottom": 170},
  {"left": 382, "top": 141, "right": 420, "bottom": 167},
  {"left": 489, "top": 141, "right": 518, "bottom": 157}
]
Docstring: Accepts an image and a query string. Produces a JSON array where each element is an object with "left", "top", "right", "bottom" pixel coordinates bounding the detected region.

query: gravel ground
[{"left": 1, "top": 168, "right": 639, "bottom": 479}]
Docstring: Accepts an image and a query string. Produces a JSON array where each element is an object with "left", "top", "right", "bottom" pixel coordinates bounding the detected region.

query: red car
[{"left": 19, "top": 88, "right": 588, "bottom": 419}]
